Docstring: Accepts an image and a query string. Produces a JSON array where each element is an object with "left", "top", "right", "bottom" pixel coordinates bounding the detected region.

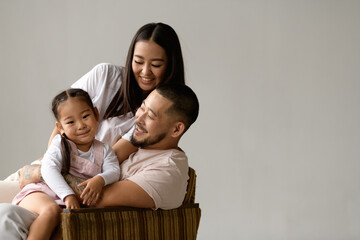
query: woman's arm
[
  {"left": 97, "top": 144, "right": 120, "bottom": 185},
  {"left": 48, "top": 126, "right": 60, "bottom": 147},
  {"left": 112, "top": 138, "right": 138, "bottom": 164},
  {"left": 41, "top": 136, "right": 77, "bottom": 201}
]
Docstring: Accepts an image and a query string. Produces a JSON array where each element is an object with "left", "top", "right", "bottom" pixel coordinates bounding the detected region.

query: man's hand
[
  {"left": 79, "top": 176, "right": 105, "bottom": 206},
  {"left": 64, "top": 194, "right": 80, "bottom": 209},
  {"left": 18, "top": 164, "right": 42, "bottom": 189}
]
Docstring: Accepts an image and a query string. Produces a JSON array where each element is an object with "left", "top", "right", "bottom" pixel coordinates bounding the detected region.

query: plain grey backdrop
[{"left": 1, "top": 1, "right": 359, "bottom": 239}]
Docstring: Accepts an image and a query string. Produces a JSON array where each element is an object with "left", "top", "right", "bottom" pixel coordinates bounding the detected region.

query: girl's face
[
  {"left": 56, "top": 98, "right": 99, "bottom": 152},
  {"left": 132, "top": 40, "right": 168, "bottom": 94}
]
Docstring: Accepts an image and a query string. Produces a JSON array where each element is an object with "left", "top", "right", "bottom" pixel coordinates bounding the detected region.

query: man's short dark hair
[{"left": 156, "top": 84, "right": 199, "bottom": 133}]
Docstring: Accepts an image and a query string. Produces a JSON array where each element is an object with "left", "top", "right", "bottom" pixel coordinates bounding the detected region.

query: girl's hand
[
  {"left": 64, "top": 194, "right": 80, "bottom": 209},
  {"left": 78, "top": 176, "right": 105, "bottom": 206}
]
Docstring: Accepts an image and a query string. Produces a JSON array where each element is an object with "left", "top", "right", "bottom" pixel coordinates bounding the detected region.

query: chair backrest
[
  {"left": 62, "top": 166, "right": 201, "bottom": 240},
  {"left": 182, "top": 167, "right": 197, "bottom": 204}
]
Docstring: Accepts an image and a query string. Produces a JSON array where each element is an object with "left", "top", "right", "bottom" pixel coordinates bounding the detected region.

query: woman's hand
[
  {"left": 64, "top": 194, "right": 80, "bottom": 209},
  {"left": 18, "top": 164, "right": 42, "bottom": 189},
  {"left": 78, "top": 175, "right": 105, "bottom": 206}
]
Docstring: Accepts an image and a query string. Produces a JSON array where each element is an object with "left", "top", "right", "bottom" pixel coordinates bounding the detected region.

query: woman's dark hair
[
  {"left": 52, "top": 88, "right": 96, "bottom": 174},
  {"left": 104, "top": 22, "right": 185, "bottom": 119}
]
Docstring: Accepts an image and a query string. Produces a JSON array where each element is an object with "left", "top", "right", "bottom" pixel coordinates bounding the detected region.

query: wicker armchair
[{"left": 61, "top": 167, "right": 201, "bottom": 240}]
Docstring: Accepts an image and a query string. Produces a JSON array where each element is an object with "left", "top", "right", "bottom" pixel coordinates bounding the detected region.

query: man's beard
[{"left": 131, "top": 131, "right": 167, "bottom": 148}]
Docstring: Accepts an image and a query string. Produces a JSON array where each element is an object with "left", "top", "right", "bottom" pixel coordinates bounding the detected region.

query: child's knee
[{"left": 41, "top": 203, "right": 61, "bottom": 219}]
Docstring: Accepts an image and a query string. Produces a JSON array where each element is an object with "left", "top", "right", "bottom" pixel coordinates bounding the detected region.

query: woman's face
[{"left": 132, "top": 40, "right": 168, "bottom": 94}]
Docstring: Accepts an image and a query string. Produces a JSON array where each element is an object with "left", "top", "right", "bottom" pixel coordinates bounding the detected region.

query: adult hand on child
[{"left": 78, "top": 176, "right": 105, "bottom": 206}]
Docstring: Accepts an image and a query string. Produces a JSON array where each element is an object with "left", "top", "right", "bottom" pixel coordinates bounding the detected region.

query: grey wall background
[{"left": 1, "top": 0, "right": 359, "bottom": 239}]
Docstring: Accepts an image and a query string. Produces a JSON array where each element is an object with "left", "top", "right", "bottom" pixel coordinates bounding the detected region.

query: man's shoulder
[
  {"left": 137, "top": 148, "right": 186, "bottom": 159},
  {"left": 136, "top": 148, "right": 188, "bottom": 169}
]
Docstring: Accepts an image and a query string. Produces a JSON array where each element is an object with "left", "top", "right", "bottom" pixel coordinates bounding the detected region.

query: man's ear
[
  {"left": 94, "top": 107, "right": 100, "bottom": 121},
  {"left": 56, "top": 122, "right": 65, "bottom": 135},
  {"left": 171, "top": 121, "right": 185, "bottom": 138}
]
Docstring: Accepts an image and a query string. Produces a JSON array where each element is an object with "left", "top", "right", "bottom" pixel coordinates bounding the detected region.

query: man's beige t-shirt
[{"left": 121, "top": 148, "right": 189, "bottom": 210}]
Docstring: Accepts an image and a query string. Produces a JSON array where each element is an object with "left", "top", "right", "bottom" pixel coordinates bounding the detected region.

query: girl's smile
[{"left": 56, "top": 98, "right": 99, "bottom": 152}]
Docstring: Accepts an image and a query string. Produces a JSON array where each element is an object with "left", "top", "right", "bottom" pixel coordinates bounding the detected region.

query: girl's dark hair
[
  {"left": 104, "top": 22, "right": 185, "bottom": 119},
  {"left": 52, "top": 88, "right": 95, "bottom": 174}
]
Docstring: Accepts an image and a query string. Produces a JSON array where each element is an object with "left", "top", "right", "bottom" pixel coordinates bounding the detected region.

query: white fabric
[
  {"left": 0, "top": 181, "right": 21, "bottom": 203},
  {"left": 0, "top": 203, "right": 37, "bottom": 240},
  {"left": 41, "top": 134, "right": 120, "bottom": 200},
  {"left": 122, "top": 148, "right": 189, "bottom": 210},
  {"left": 71, "top": 63, "right": 135, "bottom": 146}
]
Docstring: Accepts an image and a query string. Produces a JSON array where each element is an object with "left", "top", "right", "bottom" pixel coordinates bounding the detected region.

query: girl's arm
[
  {"left": 97, "top": 144, "right": 120, "bottom": 185},
  {"left": 41, "top": 135, "right": 77, "bottom": 201}
]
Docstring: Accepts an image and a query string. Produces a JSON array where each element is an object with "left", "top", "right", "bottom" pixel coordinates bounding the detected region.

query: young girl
[{"left": 12, "top": 88, "right": 120, "bottom": 240}]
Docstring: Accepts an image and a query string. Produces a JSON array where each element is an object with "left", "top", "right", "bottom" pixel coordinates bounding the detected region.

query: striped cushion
[
  {"left": 183, "top": 167, "right": 196, "bottom": 204},
  {"left": 61, "top": 167, "right": 201, "bottom": 240}
]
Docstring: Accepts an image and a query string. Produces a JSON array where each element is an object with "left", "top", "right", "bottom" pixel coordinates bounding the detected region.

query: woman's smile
[
  {"left": 140, "top": 76, "right": 154, "bottom": 84},
  {"left": 132, "top": 40, "right": 168, "bottom": 93}
]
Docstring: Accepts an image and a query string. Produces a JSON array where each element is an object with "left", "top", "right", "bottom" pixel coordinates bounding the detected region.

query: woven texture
[
  {"left": 61, "top": 167, "right": 201, "bottom": 240},
  {"left": 183, "top": 167, "right": 196, "bottom": 204}
]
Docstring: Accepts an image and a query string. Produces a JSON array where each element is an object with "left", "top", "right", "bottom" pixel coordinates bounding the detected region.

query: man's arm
[
  {"left": 18, "top": 165, "right": 42, "bottom": 189},
  {"left": 63, "top": 174, "right": 86, "bottom": 198},
  {"left": 64, "top": 175, "right": 154, "bottom": 208},
  {"left": 19, "top": 164, "right": 85, "bottom": 197},
  {"left": 96, "top": 180, "right": 155, "bottom": 208},
  {"left": 19, "top": 166, "right": 155, "bottom": 208}
]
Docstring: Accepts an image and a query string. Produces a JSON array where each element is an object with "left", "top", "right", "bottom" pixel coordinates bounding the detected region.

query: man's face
[{"left": 131, "top": 90, "right": 174, "bottom": 149}]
